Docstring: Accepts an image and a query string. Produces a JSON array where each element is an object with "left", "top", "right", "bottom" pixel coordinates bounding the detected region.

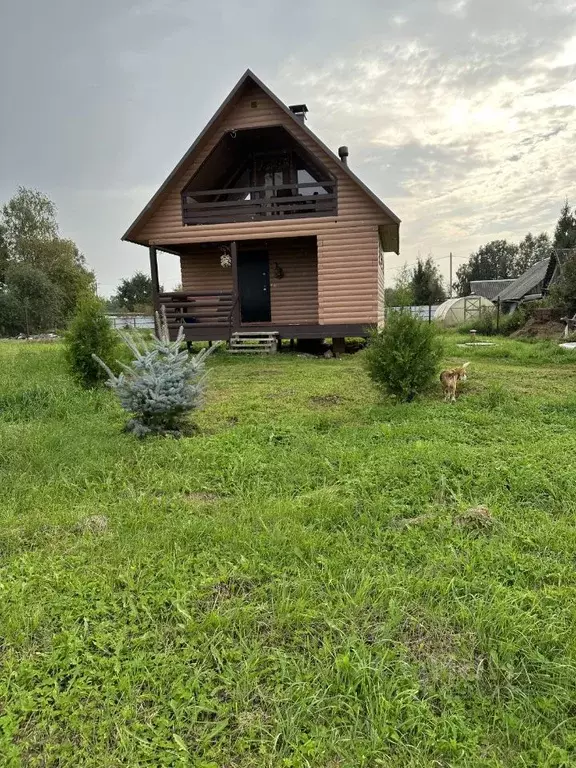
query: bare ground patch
[
  {"left": 184, "top": 492, "right": 221, "bottom": 503},
  {"left": 402, "top": 619, "right": 480, "bottom": 684},
  {"left": 309, "top": 394, "right": 345, "bottom": 407}
]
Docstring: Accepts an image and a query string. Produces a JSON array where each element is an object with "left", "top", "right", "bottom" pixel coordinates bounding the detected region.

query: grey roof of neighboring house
[
  {"left": 469, "top": 279, "right": 515, "bottom": 300},
  {"left": 496, "top": 258, "right": 554, "bottom": 302}
]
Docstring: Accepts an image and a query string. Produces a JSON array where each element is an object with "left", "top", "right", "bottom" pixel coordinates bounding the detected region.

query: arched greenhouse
[{"left": 434, "top": 295, "right": 494, "bottom": 327}]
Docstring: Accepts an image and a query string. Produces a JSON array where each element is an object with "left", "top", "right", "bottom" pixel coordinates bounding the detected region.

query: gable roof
[
  {"left": 122, "top": 69, "right": 400, "bottom": 243},
  {"left": 469, "top": 279, "right": 515, "bottom": 301},
  {"left": 496, "top": 257, "right": 555, "bottom": 302}
]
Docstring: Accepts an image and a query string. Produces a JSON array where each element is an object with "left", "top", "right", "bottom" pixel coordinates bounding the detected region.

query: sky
[{"left": 1, "top": 0, "right": 575, "bottom": 295}]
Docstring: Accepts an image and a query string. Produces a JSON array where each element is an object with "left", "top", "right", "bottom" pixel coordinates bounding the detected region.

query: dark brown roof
[{"left": 122, "top": 69, "right": 400, "bottom": 243}]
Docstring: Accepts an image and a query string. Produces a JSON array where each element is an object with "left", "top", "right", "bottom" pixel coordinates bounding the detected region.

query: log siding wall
[
  {"left": 268, "top": 238, "right": 318, "bottom": 325},
  {"left": 180, "top": 237, "right": 318, "bottom": 325},
  {"left": 136, "top": 83, "right": 394, "bottom": 325},
  {"left": 180, "top": 244, "right": 233, "bottom": 294}
]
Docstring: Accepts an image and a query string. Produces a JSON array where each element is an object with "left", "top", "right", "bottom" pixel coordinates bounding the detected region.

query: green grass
[{"left": 1, "top": 338, "right": 576, "bottom": 767}]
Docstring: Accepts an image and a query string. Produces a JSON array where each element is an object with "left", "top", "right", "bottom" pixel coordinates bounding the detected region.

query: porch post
[
  {"left": 149, "top": 245, "right": 160, "bottom": 313},
  {"left": 231, "top": 241, "right": 240, "bottom": 329}
]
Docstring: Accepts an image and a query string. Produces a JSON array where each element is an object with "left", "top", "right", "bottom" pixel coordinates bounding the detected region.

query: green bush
[
  {"left": 364, "top": 312, "right": 443, "bottom": 401},
  {"left": 65, "top": 296, "right": 118, "bottom": 388},
  {"left": 458, "top": 307, "right": 527, "bottom": 336}
]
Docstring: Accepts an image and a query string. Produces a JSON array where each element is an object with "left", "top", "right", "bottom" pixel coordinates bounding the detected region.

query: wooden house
[{"left": 122, "top": 70, "right": 400, "bottom": 345}]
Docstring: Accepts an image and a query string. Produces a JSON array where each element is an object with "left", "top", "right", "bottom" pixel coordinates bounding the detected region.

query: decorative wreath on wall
[{"left": 220, "top": 246, "right": 231, "bottom": 268}]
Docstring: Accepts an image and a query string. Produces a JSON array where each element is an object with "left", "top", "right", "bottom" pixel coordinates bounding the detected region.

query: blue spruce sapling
[{"left": 93, "top": 308, "right": 219, "bottom": 436}]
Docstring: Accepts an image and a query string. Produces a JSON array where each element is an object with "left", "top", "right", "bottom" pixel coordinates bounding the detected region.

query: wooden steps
[{"left": 229, "top": 331, "right": 279, "bottom": 354}]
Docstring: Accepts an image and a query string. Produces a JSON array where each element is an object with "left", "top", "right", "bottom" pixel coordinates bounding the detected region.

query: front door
[{"left": 238, "top": 250, "right": 271, "bottom": 323}]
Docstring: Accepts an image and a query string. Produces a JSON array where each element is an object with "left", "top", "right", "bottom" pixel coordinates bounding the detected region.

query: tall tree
[
  {"left": 0, "top": 187, "right": 94, "bottom": 335},
  {"left": 2, "top": 263, "right": 64, "bottom": 334},
  {"left": 27, "top": 238, "right": 94, "bottom": 317},
  {"left": 113, "top": 271, "right": 157, "bottom": 312},
  {"left": 2, "top": 187, "right": 59, "bottom": 257},
  {"left": 516, "top": 232, "right": 553, "bottom": 274},
  {"left": 550, "top": 253, "right": 576, "bottom": 313},
  {"left": 384, "top": 263, "right": 414, "bottom": 307},
  {"left": 553, "top": 200, "right": 576, "bottom": 250},
  {"left": 411, "top": 256, "right": 446, "bottom": 305},
  {"left": 0, "top": 223, "right": 9, "bottom": 284},
  {"left": 455, "top": 240, "right": 519, "bottom": 296},
  {"left": 550, "top": 202, "right": 576, "bottom": 310}
]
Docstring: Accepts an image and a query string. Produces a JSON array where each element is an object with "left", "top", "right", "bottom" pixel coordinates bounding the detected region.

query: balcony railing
[
  {"left": 159, "top": 291, "right": 235, "bottom": 328},
  {"left": 182, "top": 181, "right": 337, "bottom": 225}
]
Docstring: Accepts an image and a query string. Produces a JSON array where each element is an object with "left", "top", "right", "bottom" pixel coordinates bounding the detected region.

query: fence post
[
  {"left": 496, "top": 298, "right": 500, "bottom": 332},
  {"left": 428, "top": 304, "right": 432, "bottom": 323}
]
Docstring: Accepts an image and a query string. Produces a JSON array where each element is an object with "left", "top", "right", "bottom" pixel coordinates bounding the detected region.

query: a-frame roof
[{"left": 122, "top": 69, "right": 400, "bottom": 243}]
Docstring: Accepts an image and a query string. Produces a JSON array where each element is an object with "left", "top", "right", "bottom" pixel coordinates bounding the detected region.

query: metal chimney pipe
[{"left": 338, "top": 146, "right": 349, "bottom": 165}]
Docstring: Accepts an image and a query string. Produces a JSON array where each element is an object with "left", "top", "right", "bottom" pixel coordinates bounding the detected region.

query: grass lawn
[{"left": 1, "top": 336, "right": 576, "bottom": 767}]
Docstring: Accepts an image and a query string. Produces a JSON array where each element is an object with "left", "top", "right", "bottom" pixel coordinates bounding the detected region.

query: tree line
[
  {"left": 0, "top": 188, "right": 94, "bottom": 335},
  {"left": 387, "top": 201, "right": 576, "bottom": 306},
  {"left": 3, "top": 186, "right": 575, "bottom": 336},
  {"left": 0, "top": 188, "right": 158, "bottom": 336}
]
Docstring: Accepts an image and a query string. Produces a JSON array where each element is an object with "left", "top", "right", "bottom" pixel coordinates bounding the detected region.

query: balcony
[{"left": 182, "top": 181, "right": 337, "bottom": 226}]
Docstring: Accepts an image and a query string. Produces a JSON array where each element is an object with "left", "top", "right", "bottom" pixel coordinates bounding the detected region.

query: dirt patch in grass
[
  {"left": 198, "top": 576, "right": 258, "bottom": 610},
  {"left": 512, "top": 319, "right": 565, "bottom": 340},
  {"left": 184, "top": 492, "right": 221, "bottom": 503},
  {"left": 74, "top": 515, "right": 109, "bottom": 534},
  {"left": 266, "top": 389, "right": 296, "bottom": 399},
  {"left": 403, "top": 620, "right": 479, "bottom": 683},
  {"left": 391, "top": 512, "right": 439, "bottom": 529},
  {"left": 454, "top": 505, "right": 495, "bottom": 531},
  {"left": 309, "top": 394, "right": 344, "bottom": 407}
]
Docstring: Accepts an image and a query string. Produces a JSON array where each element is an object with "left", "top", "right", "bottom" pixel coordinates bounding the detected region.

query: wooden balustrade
[
  {"left": 182, "top": 181, "right": 337, "bottom": 225},
  {"left": 159, "top": 291, "right": 235, "bottom": 327}
]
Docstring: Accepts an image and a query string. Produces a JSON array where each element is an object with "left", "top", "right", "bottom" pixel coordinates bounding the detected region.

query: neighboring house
[
  {"left": 122, "top": 69, "right": 400, "bottom": 344},
  {"left": 469, "top": 279, "right": 514, "bottom": 301},
  {"left": 495, "top": 256, "right": 558, "bottom": 312}
]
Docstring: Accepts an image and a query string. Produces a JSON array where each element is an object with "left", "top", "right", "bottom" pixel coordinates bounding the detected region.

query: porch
[{"left": 150, "top": 237, "right": 369, "bottom": 343}]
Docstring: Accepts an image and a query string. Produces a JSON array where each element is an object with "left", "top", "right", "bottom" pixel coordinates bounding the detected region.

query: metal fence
[
  {"left": 106, "top": 314, "right": 155, "bottom": 330},
  {"left": 386, "top": 305, "right": 441, "bottom": 322}
]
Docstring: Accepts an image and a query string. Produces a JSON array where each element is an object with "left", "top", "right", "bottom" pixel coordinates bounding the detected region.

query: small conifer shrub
[
  {"left": 65, "top": 296, "right": 118, "bottom": 388},
  {"left": 93, "top": 309, "right": 219, "bottom": 437},
  {"left": 364, "top": 311, "right": 443, "bottom": 401}
]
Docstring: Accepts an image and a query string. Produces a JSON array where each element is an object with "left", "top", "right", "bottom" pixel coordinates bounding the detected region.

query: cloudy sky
[{"left": 1, "top": 0, "right": 575, "bottom": 294}]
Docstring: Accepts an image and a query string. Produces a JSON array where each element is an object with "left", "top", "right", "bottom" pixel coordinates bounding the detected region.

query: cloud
[
  {"left": 278, "top": 0, "right": 576, "bottom": 279},
  {"left": 437, "top": 0, "right": 470, "bottom": 17}
]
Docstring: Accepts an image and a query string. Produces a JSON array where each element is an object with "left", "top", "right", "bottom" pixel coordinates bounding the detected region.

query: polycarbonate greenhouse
[{"left": 434, "top": 295, "right": 494, "bottom": 327}]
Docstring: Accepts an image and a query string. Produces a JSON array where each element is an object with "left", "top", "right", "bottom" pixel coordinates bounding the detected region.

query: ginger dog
[{"left": 440, "top": 362, "right": 470, "bottom": 402}]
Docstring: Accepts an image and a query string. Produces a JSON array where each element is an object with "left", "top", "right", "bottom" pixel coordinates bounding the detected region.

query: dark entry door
[{"left": 238, "top": 250, "right": 271, "bottom": 323}]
